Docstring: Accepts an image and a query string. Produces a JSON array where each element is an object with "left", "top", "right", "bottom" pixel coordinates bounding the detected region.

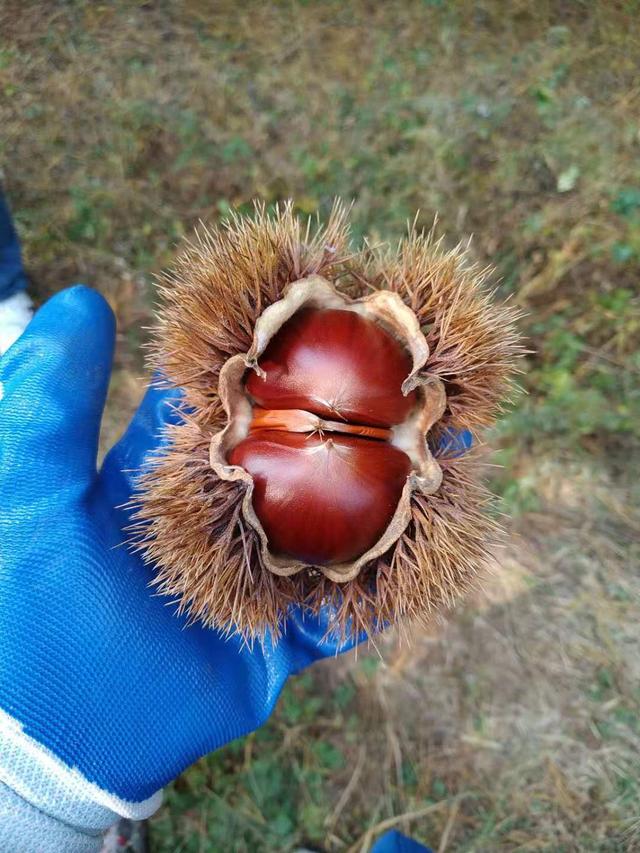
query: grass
[{"left": 1, "top": 1, "right": 639, "bottom": 850}]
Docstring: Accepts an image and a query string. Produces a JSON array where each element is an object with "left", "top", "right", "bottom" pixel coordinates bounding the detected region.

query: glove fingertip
[
  {"left": 0, "top": 285, "right": 117, "bottom": 483},
  {"left": 1, "top": 285, "right": 116, "bottom": 376},
  {"left": 51, "top": 284, "right": 116, "bottom": 343},
  {"left": 284, "top": 605, "right": 364, "bottom": 669}
]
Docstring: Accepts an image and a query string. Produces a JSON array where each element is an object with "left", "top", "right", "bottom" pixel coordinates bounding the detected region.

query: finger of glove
[
  {"left": 278, "top": 604, "right": 366, "bottom": 673},
  {"left": 435, "top": 426, "right": 473, "bottom": 457},
  {"left": 99, "top": 381, "right": 184, "bottom": 506},
  {"left": 0, "top": 285, "right": 115, "bottom": 490}
]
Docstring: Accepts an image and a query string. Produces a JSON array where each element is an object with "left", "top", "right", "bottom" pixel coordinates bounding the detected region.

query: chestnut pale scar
[{"left": 249, "top": 407, "right": 394, "bottom": 441}]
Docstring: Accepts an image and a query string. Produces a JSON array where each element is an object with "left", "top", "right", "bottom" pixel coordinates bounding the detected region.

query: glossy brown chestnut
[
  {"left": 228, "top": 430, "right": 411, "bottom": 565},
  {"left": 246, "top": 308, "right": 417, "bottom": 427},
  {"left": 229, "top": 307, "right": 418, "bottom": 566}
]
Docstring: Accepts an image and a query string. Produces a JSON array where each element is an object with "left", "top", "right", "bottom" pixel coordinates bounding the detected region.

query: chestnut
[
  {"left": 229, "top": 306, "right": 420, "bottom": 564},
  {"left": 210, "top": 275, "right": 447, "bottom": 580},
  {"left": 245, "top": 307, "right": 417, "bottom": 428},
  {"left": 229, "top": 430, "right": 411, "bottom": 565}
]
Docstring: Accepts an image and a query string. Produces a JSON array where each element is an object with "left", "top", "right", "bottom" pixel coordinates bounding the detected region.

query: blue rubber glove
[
  {"left": 0, "top": 286, "right": 356, "bottom": 848},
  {"left": 372, "top": 830, "right": 432, "bottom": 853}
]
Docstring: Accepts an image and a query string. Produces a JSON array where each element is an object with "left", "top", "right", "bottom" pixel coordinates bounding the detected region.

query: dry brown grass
[{"left": 319, "top": 461, "right": 639, "bottom": 851}]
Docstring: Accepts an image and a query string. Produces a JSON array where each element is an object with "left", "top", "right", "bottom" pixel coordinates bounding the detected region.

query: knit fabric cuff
[
  {"left": 0, "top": 780, "right": 104, "bottom": 853},
  {"left": 0, "top": 709, "right": 162, "bottom": 852}
]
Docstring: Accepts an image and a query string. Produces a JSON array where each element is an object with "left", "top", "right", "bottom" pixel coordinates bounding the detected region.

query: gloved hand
[{"left": 0, "top": 287, "right": 356, "bottom": 849}]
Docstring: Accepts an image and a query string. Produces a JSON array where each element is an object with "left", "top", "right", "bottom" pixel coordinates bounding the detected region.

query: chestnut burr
[{"left": 132, "top": 202, "right": 522, "bottom": 640}]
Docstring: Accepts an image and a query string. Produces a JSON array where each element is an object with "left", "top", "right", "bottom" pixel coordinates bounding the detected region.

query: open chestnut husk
[{"left": 131, "top": 202, "right": 522, "bottom": 641}]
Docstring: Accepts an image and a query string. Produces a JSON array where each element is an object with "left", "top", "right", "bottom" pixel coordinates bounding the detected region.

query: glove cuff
[
  {"left": 0, "top": 708, "right": 162, "bottom": 846},
  {"left": 0, "top": 780, "right": 103, "bottom": 853}
]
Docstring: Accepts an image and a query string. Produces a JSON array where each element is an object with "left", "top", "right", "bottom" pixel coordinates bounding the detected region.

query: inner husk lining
[{"left": 209, "top": 275, "right": 446, "bottom": 583}]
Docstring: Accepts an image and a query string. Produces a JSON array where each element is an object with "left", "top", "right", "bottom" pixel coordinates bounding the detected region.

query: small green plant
[{"left": 151, "top": 670, "right": 359, "bottom": 852}]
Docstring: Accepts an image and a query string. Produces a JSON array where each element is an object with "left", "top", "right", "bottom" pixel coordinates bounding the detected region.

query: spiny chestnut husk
[{"left": 131, "top": 202, "right": 522, "bottom": 641}]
